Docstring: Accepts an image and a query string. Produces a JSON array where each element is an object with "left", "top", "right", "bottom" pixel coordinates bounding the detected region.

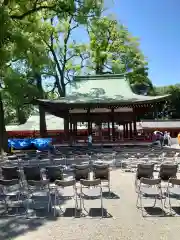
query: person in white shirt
[
  {"left": 88, "top": 134, "right": 92, "bottom": 148},
  {"left": 163, "top": 131, "right": 169, "bottom": 146},
  {"left": 167, "top": 132, "right": 172, "bottom": 146}
]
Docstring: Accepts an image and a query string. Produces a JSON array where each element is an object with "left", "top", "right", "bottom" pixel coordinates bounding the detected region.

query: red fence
[{"left": 7, "top": 129, "right": 152, "bottom": 143}]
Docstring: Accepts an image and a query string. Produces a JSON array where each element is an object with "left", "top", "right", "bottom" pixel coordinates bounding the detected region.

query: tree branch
[{"left": 11, "top": 5, "right": 56, "bottom": 20}]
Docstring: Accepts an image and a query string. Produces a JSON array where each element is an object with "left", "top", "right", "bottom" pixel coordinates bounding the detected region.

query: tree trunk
[
  {"left": 0, "top": 91, "right": 8, "bottom": 152},
  {"left": 16, "top": 105, "right": 26, "bottom": 124},
  {"left": 35, "top": 73, "right": 47, "bottom": 137}
]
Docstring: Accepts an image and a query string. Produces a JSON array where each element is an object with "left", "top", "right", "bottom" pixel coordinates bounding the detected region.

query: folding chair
[
  {"left": 54, "top": 179, "right": 77, "bottom": 217},
  {"left": 23, "top": 166, "right": 51, "bottom": 216},
  {"left": 135, "top": 163, "right": 154, "bottom": 192},
  {"left": 0, "top": 179, "right": 22, "bottom": 214},
  {"left": 80, "top": 179, "right": 103, "bottom": 217},
  {"left": 164, "top": 178, "right": 180, "bottom": 214},
  {"left": 136, "top": 178, "right": 163, "bottom": 217},
  {"left": 159, "top": 164, "right": 178, "bottom": 181},
  {"left": 74, "top": 164, "right": 90, "bottom": 181},
  {"left": 46, "top": 166, "right": 64, "bottom": 183},
  {"left": 92, "top": 164, "right": 110, "bottom": 192},
  {"left": 7, "top": 155, "right": 20, "bottom": 166},
  {"left": 1, "top": 166, "right": 21, "bottom": 181}
]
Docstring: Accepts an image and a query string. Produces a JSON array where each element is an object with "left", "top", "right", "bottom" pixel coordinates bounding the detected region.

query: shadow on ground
[
  {"left": 143, "top": 207, "right": 166, "bottom": 217},
  {"left": 0, "top": 195, "right": 62, "bottom": 240}
]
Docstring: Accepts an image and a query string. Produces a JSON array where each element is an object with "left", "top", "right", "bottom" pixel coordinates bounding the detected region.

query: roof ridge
[{"left": 74, "top": 74, "right": 126, "bottom": 81}]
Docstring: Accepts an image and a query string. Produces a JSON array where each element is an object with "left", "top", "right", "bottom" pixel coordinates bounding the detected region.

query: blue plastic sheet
[
  {"left": 31, "top": 138, "right": 52, "bottom": 151},
  {"left": 8, "top": 139, "right": 32, "bottom": 150},
  {"left": 8, "top": 138, "right": 52, "bottom": 151}
]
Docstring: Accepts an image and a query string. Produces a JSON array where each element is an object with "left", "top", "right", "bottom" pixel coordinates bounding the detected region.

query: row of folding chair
[
  {"left": 136, "top": 177, "right": 180, "bottom": 216},
  {"left": 135, "top": 163, "right": 178, "bottom": 191},
  {"left": 0, "top": 164, "right": 109, "bottom": 217}
]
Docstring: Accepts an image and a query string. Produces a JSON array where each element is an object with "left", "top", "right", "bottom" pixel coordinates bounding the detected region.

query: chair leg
[
  {"left": 136, "top": 192, "right": 141, "bottom": 208},
  {"left": 138, "top": 194, "right": 145, "bottom": 217},
  {"left": 100, "top": 188, "right": 103, "bottom": 218},
  {"left": 152, "top": 197, "right": 157, "bottom": 207},
  {"left": 74, "top": 194, "right": 78, "bottom": 218},
  {"left": 3, "top": 198, "right": 8, "bottom": 214},
  {"left": 16, "top": 191, "right": 21, "bottom": 214},
  {"left": 54, "top": 190, "right": 57, "bottom": 217},
  {"left": 25, "top": 194, "right": 30, "bottom": 218},
  {"left": 165, "top": 192, "right": 174, "bottom": 215},
  {"left": 135, "top": 179, "right": 139, "bottom": 193},
  {"left": 47, "top": 192, "right": 51, "bottom": 213}
]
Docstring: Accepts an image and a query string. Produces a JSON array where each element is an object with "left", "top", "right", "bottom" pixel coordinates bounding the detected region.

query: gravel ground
[{"left": 1, "top": 169, "right": 180, "bottom": 240}]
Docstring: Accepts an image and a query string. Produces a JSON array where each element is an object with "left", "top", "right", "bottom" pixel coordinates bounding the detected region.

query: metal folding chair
[
  {"left": 0, "top": 179, "right": 22, "bottom": 214},
  {"left": 80, "top": 179, "right": 103, "bottom": 217},
  {"left": 54, "top": 179, "right": 78, "bottom": 217},
  {"left": 92, "top": 164, "right": 110, "bottom": 192},
  {"left": 136, "top": 178, "right": 163, "bottom": 217},
  {"left": 23, "top": 166, "right": 51, "bottom": 216},
  {"left": 159, "top": 164, "right": 178, "bottom": 181},
  {"left": 164, "top": 178, "right": 180, "bottom": 214},
  {"left": 1, "top": 166, "right": 21, "bottom": 181},
  {"left": 135, "top": 163, "right": 154, "bottom": 192},
  {"left": 46, "top": 166, "right": 64, "bottom": 183},
  {"left": 74, "top": 164, "right": 90, "bottom": 181}
]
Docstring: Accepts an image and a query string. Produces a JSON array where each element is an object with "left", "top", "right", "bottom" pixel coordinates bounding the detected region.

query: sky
[{"left": 73, "top": 0, "right": 180, "bottom": 86}]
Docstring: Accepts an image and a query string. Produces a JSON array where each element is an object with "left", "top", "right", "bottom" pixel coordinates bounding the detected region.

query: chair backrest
[
  {"left": 0, "top": 179, "right": 19, "bottom": 186},
  {"left": 165, "top": 152, "right": 176, "bottom": 158},
  {"left": 168, "top": 178, "right": 180, "bottom": 186},
  {"left": 136, "top": 164, "right": 154, "bottom": 180},
  {"left": 80, "top": 179, "right": 101, "bottom": 187},
  {"left": 23, "top": 166, "right": 41, "bottom": 181},
  {"left": 74, "top": 167, "right": 89, "bottom": 181},
  {"left": 140, "top": 178, "right": 161, "bottom": 186},
  {"left": 46, "top": 166, "right": 63, "bottom": 182},
  {"left": 7, "top": 155, "right": 18, "bottom": 160},
  {"left": 74, "top": 164, "right": 90, "bottom": 170},
  {"left": 93, "top": 164, "right": 109, "bottom": 181},
  {"left": 1, "top": 166, "right": 20, "bottom": 180},
  {"left": 159, "top": 164, "right": 178, "bottom": 180},
  {"left": 55, "top": 179, "right": 76, "bottom": 187}
]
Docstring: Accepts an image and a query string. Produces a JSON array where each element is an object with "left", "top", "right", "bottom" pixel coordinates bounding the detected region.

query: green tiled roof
[
  {"left": 37, "top": 74, "right": 169, "bottom": 106},
  {"left": 67, "top": 74, "right": 169, "bottom": 103}
]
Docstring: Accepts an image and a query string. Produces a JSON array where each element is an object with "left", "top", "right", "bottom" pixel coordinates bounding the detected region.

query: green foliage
[
  {"left": 155, "top": 84, "right": 180, "bottom": 119},
  {"left": 87, "top": 15, "right": 154, "bottom": 94},
  {"left": 43, "top": 15, "right": 90, "bottom": 97}
]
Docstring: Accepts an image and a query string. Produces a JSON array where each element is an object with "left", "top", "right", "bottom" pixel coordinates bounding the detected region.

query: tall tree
[
  {"left": 155, "top": 84, "right": 180, "bottom": 119},
  {"left": 0, "top": 0, "right": 104, "bottom": 151},
  {"left": 87, "top": 16, "right": 154, "bottom": 94},
  {"left": 43, "top": 16, "right": 89, "bottom": 97}
]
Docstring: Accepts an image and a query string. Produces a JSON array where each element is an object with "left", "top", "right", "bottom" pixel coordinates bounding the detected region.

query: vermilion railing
[{"left": 7, "top": 129, "right": 152, "bottom": 142}]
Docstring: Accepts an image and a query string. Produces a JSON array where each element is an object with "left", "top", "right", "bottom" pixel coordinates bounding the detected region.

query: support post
[
  {"left": 133, "top": 120, "right": 137, "bottom": 138},
  {"left": 126, "top": 123, "right": 129, "bottom": 139},
  {"left": 129, "top": 122, "right": 133, "bottom": 139},
  {"left": 87, "top": 108, "right": 91, "bottom": 134},
  {"left": 64, "top": 112, "right": 69, "bottom": 142},
  {"left": 111, "top": 109, "right": 115, "bottom": 142},
  {"left": 123, "top": 123, "right": 125, "bottom": 139},
  {"left": 108, "top": 121, "right": 110, "bottom": 141}
]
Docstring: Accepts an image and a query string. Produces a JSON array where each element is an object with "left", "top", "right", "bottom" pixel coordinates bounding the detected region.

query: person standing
[
  {"left": 167, "top": 132, "right": 172, "bottom": 146},
  {"left": 178, "top": 133, "right": 180, "bottom": 146},
  {"left": 88, "top": 133, "right": 92, "bottom": 148},
  {"left": 154, "top": 131, "right": 163, "bottom": 148},
  {"left": 163, "top": 131, "right": 169, "bottom": 146}
]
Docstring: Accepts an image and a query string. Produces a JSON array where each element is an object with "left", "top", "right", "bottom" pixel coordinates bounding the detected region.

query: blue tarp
[
  {"left": 31, "top": 138, "right": 52, "bottom": 151},
  {"left": 8, "top": 138, "right": 52, "bottom": 151},
  {"left": 8, "top": 139, "right": 32, "bottom": 150}
]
